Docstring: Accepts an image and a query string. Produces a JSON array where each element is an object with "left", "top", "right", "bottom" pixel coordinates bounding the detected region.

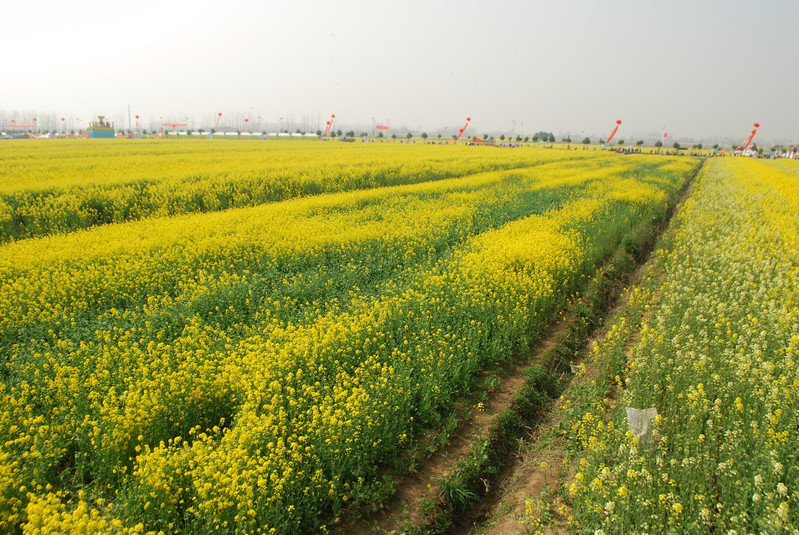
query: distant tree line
[{"left": 532, "top": 131, "right": 556, "bottom": 143}]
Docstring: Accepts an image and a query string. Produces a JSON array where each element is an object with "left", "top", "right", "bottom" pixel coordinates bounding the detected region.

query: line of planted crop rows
[
  {"left": 0, "top": 149, "right": 697, "bottom": 533},
  {"left": 561, "top": 158, "right": 799, "bottom": 533},
  {"left": 0, "top": 140, "right": 588, "bottom": 243}
]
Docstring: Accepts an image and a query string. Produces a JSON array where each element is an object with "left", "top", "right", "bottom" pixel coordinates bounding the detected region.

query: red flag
[
  {"left": 606, "top": 119, "right": 622, "bottom": 144},
  {"left": 321, "top": 114, "right": 336, "bottom": 137},
  {"left": 741, "top": 122, "right": 760, "bottom": 150},
  {"left": 455, "top": 117, "right": 471, "bottom": 141}
]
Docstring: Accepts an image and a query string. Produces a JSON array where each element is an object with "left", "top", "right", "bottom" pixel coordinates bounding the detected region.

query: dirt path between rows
[
  {"left": 466, "top": 164, "right": 698, "bottom": 535},
  {"left": 471, "top": 275, "right": 648, "bottom": 535},
  {"left": 342, "top": 317, "right": 570, "bottom": 535}
]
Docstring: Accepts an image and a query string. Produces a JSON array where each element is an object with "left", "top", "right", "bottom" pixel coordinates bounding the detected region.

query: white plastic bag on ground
[{"left": 625, "top": 407, "right": 657, "bottom": 443}]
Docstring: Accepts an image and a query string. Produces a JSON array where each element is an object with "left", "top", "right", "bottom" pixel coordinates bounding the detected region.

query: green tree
[
  {"left": 655, "top": 140, "right": 663, "bottom": 148},
  {"left": 421, "top": 132, "right": 428, "bottom": 139},
  {"left": 636, "top": 140, "right": 644, "bottom": 147},
  {"left": 673, "top": 142, "right": 681, "bottom": 150},
  {"left": 582, "top": 137, "right": 591, "bottom": 145},
  {"left": 378, "top": 132, "right": 384, "bottom": 138},
  {"left": 406, "top": 132, "right": 413, "bottom": 139}
]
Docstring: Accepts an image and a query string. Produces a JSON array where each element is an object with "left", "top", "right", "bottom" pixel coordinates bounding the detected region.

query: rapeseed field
[
  {"left": 0, "top": 142, "right": 697, "bottom": 533},
  {"left": 556, "top": 158, "right": 798, "bottom": 533}
]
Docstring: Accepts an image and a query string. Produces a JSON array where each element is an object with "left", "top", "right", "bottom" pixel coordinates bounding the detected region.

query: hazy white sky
[{"left": 3, "top": 0, "right": 798, "bottom": 143}]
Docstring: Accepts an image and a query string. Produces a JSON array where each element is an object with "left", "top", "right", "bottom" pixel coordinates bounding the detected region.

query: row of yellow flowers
[
  {"left": 0, "top": 146, "right": 697, "bottom": 533},
  {"left": 555, "top": 158, "right": 798, "bottom": 533},
  {"left": 0, "top": 139, "right": 590, "bottom": 243}
]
